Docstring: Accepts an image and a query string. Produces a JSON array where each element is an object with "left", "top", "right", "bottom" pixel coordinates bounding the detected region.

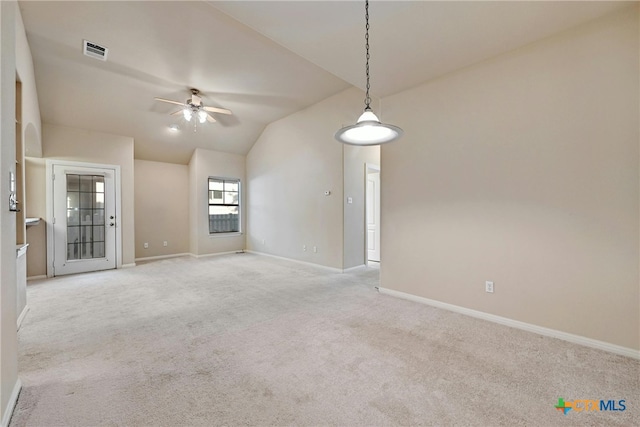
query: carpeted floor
[{"left": 10, "top": 253, "right": 639, "bottom": 426}]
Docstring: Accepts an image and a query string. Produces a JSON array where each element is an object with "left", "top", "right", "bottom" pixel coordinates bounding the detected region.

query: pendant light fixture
[{"left": 335, "top": 0, "right": 403, "bottom": 146}]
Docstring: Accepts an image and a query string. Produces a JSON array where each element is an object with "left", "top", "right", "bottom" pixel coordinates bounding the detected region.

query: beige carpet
[{"left": 10, "top": 253, "right": 639, "bottom": 426}]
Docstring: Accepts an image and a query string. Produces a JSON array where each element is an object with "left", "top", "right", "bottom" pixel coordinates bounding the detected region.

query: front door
[{"left": 52, "top": 164, "right": 117, "bottom": 276}]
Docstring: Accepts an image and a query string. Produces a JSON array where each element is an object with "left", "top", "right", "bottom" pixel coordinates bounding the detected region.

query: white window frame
[{"left": 207, "top": 176, "right": 242, "bottom": 236}]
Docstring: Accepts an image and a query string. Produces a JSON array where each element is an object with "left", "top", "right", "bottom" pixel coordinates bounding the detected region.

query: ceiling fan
[{"left": 155, "top": 88, "right": 232, "bottom": 124}]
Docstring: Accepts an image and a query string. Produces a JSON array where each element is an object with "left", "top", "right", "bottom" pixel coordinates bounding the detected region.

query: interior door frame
[
  {"left": 46, "top": 159, "right": 123, "bottom": 277},
  {"left": 365, "top": 163, "right": 380, "bottom": 266}
]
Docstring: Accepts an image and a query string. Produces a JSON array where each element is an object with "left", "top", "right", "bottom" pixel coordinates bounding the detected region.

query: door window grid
[
  {"left": 66, "top": 174, "right": 106, "bottom": 260},
  {"left": 208, "top": 178, "right": 240, "bottom": 233}
]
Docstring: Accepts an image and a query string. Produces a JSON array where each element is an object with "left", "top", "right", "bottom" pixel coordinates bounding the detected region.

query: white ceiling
[{"left": 19, "top": 1, "right": 630, "bottom": 164}]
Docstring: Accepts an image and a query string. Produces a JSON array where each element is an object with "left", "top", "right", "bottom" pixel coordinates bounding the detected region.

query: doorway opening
[{"left": 365, "top": 163, "right": 380, "bottom": 266}]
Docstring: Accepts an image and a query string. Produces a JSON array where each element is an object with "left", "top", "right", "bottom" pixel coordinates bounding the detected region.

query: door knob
[{"left": 110, "top": 222, "right": 115, "bottom": 227}]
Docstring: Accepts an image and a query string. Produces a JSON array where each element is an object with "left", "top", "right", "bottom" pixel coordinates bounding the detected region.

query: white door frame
[
  {"left": 46, "top": 159, "right": 123, "bottom": 277},
  {"left": 365, "top": 163, "right": 380, "bottom": 266}
]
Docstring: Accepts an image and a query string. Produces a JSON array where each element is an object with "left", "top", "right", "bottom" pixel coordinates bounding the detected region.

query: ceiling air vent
[{"left": 83, "top": 40, "right": 108, "bottom": 61}]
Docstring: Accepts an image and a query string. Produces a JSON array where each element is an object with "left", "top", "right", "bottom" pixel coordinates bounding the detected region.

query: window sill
[{"left": 209, "top": 232, "right": 243, "bottom": 239}]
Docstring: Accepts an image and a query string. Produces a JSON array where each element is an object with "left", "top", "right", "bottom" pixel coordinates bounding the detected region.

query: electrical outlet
[
  {"left": 313, "top": 246, "right": 317, "bottom": 253},
  {"left": 485, "top": 281, "right": 494, "bottom": 293},
  {"left": 143, "top": 242, "right": 149, "bottom": 249},
  {"left": 163, "top": 241, "right": 168, "bottom": 247},
  {"left": 303, "top": 245, "right": 307, "bottom": 251},
  {"left": 262, "top": 239, "right": 265, "bottom": 245}
]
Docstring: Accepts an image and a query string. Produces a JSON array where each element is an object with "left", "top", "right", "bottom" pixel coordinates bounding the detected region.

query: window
[{"left": 208, "top": 177, "right": 240, "bottom": 234}]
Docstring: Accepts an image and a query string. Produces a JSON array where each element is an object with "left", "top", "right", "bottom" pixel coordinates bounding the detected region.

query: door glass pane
[
  {"left": 67, "top": 173, "right": 106, "bottom": 260},
  {"left": 81, "top": 243, "right": 93, "bottom": 259},
  {"left": 80, "top": 175, "right": 93, "bottom": 192},
  {"left": 80, "top": 209, "right": 93, "bottom": 225},
  {"left": 94, "top": 209, "right": 105, "bottom": 224},
  {"left": 80, "top": 192, "right": 93, "bottom": 209},
  {"left": 81, "top": 225, "right": 92, "bottom": 244},
  {"left": 93, "top": 242, "right": 105, "bottom": 258},
  {"left": 94, "top": 176, "right": 104, "bottom": 193},
  {"left": 94, "top": 193, "right": 105, "bottom": 209},
  {"left": 67, "top": 244, "right": 80, "bottom": 260},
  {"left": 93, "top": 225, "right": 105, "bottom": 242},
  {"left": 67, "top": 192, "right": 79, "bottom": 209},
  {"left": 67, "top": 175, "right": 80, "bottom": 192},
  {"left": 67, "top": 209, "right": 79, "bottom": 226},
  {"left": 67, "top": 226, "right": 79, "bottom": 245}
]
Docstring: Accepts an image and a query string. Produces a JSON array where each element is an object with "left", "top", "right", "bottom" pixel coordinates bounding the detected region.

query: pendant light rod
[
  {"left": 364, "top": 0, "right": 371, "bottom": 111},
  {"left": 334, "top": 0, "right": 403, "bottom": 146}
]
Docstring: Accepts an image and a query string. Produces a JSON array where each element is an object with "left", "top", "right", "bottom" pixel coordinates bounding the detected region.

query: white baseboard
[
  {"left": 246, "top": 250, "right": 343, "bottom": 273},
  {"left": 378, "top": 287, "right": 640, "bottom": 360},
  {"left": 1, "top": 378, "right": 21, "bottom": 427},
  {"left": 26, "top": 275, "right": 46, "bottom": 281},
  {"left": 17, "top": 305, "right": 29, "bottom": 330},
  {"left": 135, "top": 253, "right": 191, "bottom": 262},
  {"left": 121, "top": 263, "right": 136, "bottom": 269},
  {"left": 190, "top": 250, "right": 242, "bottom": 259}
]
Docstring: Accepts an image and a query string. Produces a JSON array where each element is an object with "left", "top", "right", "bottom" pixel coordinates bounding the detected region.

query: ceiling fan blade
[
  {"left": 203, "top": 106, "right": 232, "bottom": 115},
  {"left": 155, "top": 97, "right": 187, "bottom": 107},
  {"left": 206, "top": 113, "right": 217, "bottom": 123},
  {"left": 170, "top": 110, "right": 183, "bottom": 116}
]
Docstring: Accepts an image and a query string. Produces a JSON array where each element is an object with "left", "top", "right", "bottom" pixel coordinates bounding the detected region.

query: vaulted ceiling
[{"left": 19, "top": 1, "right": 630, "bottom": 164}]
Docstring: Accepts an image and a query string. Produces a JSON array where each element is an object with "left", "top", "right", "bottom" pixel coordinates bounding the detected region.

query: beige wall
[
  {"left": 25, "top": 157, "right": 46, "bottom": 277},
  {"left": 189, "top": 150, "right": 198, "bottom": 255},
  {"left": 42, "top": 123, "right": 136, "bottom": 266},
  {"left": 189, "top": 148, "right": 245, "bottom": 256},
  {"left": 134, "top": 159, "right": 189, "bottom": 259},
  {"left": 343, "top": 145, "right": 380, "bottom": 269},
  {"left": 15, "top": 7, "right": 41, "bottom": 159},
  {"left": 381, "top": 7, "right": 639, "bottom": 350},
  {"left": 246, "top": 87, "right": 367, "bottom": 269}
]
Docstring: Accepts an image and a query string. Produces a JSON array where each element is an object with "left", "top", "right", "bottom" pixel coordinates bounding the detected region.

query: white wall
[
  {"left": 134, "top": 160, "right": 189, "bottom": 259},
  {"left": 380, "top": 6, "right": 639, "bottom": 350},
  {"left": 188, "top": 148, "right": 245, "bottom": 256},
  {"left": 246, "top": 87, "right": 367, "bottom": 269},
  {"left": 42, "top": 123, "right": 136, "bottom": 266},
  {"left": 14, "top": 7, "right": 41, "bottom": 159}
]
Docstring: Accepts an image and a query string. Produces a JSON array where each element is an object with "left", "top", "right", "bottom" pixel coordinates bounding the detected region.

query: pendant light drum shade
[
  {"left": 335, "top": 0, "right": 403, "bottom": 146},
  {"left": 335, "top": 108, "right": 403, "bottom": 146}
]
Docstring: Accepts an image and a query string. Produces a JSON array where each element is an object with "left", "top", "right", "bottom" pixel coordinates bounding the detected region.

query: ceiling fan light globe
[
  {"left": 197, "top": 110, "right": 208, "bottom": 124},
  {"left": 183, "top": 108, "right": 193, "bottom": 121}
]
